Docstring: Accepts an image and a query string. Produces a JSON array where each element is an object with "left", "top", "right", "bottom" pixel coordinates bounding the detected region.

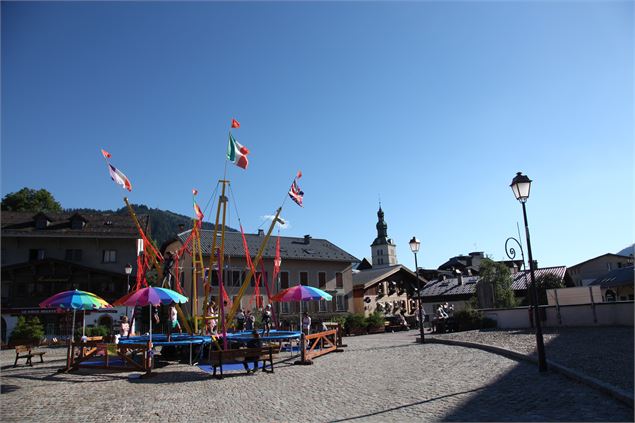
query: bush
[
  {"left": 480, "top": 317, "right": 497, "bottom": 329},
  {"left": 75, "top": 325, "right": 110, "bottom": 340},
  {"left": 365, "top": 312, "right": 385, "bottom": 330},
  {"left": 453, "top": 308, "right": 482, "bottom": 331},
  {"left": 10, "top": 316, "right": 45, "bottom": 345},
  {"left": 344, "top": 313, "right": 367, "bottom": 333}
]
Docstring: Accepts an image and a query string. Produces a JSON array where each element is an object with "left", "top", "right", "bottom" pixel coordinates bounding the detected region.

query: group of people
[
  {"left": 118, "top": 302, "right": 183, "bottom": 341},
  {"left": 204, "top": 298, "right": 274, "bottom": 336}
]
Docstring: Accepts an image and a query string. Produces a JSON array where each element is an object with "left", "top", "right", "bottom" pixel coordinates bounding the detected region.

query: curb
[{"left": 421, "top": 337, "right": 634, "bottom": 408}]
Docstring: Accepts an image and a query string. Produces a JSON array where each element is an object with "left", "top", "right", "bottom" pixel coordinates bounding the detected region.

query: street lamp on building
[
  {"left": 409, "top": 236, "right": 424, "bottom": 344},
  {"left": 273, "top": 255, "right": 282, "bottom": 326},
  {"left": 510, "top": 172, "right": 547, "bottom": 372}
]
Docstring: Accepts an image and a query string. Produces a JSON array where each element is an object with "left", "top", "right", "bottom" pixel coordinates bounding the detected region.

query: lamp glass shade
[
  {"left": 273, "top": 257, "right": 282, "bottom": 267},
  {"left": 124, "top": 264, "right": 133, "bottom": 275},
  {"left": 510, "top": 172, "right": 532, "bottom": 202},
  {"left": 409, "top": 236, "right": 421, "bottom": 253}
]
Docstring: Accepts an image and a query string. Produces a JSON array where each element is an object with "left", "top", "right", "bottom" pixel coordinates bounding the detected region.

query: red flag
[
  {"left": 101, "top": 149, "right": 112, "bottom": 159},
  {"left": 194, "top": 202, "right": 204, "bottom": 220},
  {"left": 296, "top": 170, "right": 302, "bottom": 179},
  {"left": 192, "top": 188, "right": 198, "bottom": 196},
  {"left": 231, "top": 118, "right": 240, "bottom": 128}
]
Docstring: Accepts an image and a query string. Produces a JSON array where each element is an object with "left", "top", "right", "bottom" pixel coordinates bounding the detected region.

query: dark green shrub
[
  {"left": 365, "top": 312, "right": 385, "bottom": 330},
  {"left": 344, "top": 313, "right": 367, "bottom": 333},
  {"left": 480, "top": 317, "right": 497, "bottom": 329},
  {"left": 453, "top": 308, "right": 482, "bottom": 331},
  {"left": 75, "top": 325, "right": 109, "bottom": 339},
  {"left": 10, "top": 316, "right": 45, "bottom": 345}
]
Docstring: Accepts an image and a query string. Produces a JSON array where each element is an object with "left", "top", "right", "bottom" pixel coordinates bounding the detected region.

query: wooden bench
[
  {"left": 208, "top": 346, "right": 278, "bottom": 379},
  {"left": 14, "top": 345, "right": 46, "bottom": 367}
]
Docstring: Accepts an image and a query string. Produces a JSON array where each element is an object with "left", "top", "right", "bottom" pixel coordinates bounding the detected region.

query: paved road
[{"left": 1, "top": 332, "right": 632, "bottom": 422}]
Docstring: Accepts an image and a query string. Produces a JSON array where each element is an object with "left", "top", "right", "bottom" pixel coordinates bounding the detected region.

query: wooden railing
[
  {"left": 299, "top": 329, "right": 338, "bottom": 363},
  {"left": 63, "top": 338, "right": 153, "bottom": 375}
]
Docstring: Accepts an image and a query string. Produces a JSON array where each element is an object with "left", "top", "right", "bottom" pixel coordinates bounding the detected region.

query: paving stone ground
[{"left": 0, "top": 331, "right": 633, "bottom": 422}]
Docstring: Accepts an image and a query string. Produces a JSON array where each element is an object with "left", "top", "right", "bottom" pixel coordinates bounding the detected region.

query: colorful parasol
[
  {"left": 113, "top": 287, "right": 188, "bottom": 342},
  {"left": 270, "top": 285, "right": 332, "bottom": 302},
  {"left": 39, "top": 289, "right": 112, "bottom": 338}
]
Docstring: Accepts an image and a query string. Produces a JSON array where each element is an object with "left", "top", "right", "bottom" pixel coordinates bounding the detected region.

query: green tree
[
  {"left": 9, "top": 316, "right": 45, "bottom": 345},
  {"left": 535, "top": 273, "right": 565, "bottom": 305},
  {"left": 478, "top": 258, "right": 516, "bottom": 308},
  {"left": 1, "top": 188, "right": 62, "bottom": 212}
]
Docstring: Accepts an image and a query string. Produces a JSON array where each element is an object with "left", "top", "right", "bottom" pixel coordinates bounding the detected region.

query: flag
[
  {"left": 231, "top": 118, "right": 240, "bottom": 128},
  {"left": 288, "top": 179, "right": 304, "bottom": 207},
  {"left": 227, "top": 132, "right": 249, "bottom": 169},
  {"left": 192, "top": 188, "right": 198, "bottom": 196},
  {"left": 296, "top": 170, "right": 302, "bottom": 179},
  {"left": 108, "top": 164, "right": 132, "bottom": 192},
  {"left": 193, "top": 202, "right": 204, "bottom": 220},
  {"left": 273, "top": 236, "right": 281, "bottom": 275},
  {"left": 101, "top": 149, "right": 112, "bottom": 159}
]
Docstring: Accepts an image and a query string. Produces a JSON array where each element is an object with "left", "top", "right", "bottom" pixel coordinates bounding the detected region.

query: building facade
[
  {"left": 569, "top": 253, "right": 633, "bottom": 287},
  {"left": 163, "top": 230, "right": 358, "bottom": 326},
  {"left": 1, "top": 211, "right": 143, "bottom": 342}
]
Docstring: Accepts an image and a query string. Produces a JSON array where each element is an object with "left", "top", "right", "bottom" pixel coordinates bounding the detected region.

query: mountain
[
  {"left": 66, "top": 204, "right": 236, "bottom": 246},
  {"left": 617, "top": 244, "right": 634, "bottom": 257}
]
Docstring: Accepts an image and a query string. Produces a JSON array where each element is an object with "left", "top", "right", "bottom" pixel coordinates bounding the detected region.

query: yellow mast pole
[{"left": 226, "top": 207, "right": 282, "bottom": 326}]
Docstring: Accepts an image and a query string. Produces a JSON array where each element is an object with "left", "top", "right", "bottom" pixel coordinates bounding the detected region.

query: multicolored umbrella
[
  {"left": 39, "top": 289, "right": 112, "bottom": 338},
  {"left": 113, "top": 287, "right": 188, "bottom": 342},
  {"left": 270, "top": 285, "right": 332, "bottom": 331},
  {"left": 270, "top": 285, "right": 333, "bottom": 302},
  {"left": 113, "top": 286, "right": 188, "bottom": 307}
]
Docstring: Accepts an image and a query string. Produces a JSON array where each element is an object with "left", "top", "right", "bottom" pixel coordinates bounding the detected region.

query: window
[
  {"left": 29, "top": 249, "right": 45, "bottom": 261},
  {"left": 281, "top": 302, "right": 290, "bottom": 314},
  {"left": 209, "top": 268, "right": 219, "bottom": 286},
  {"left": 378, "top": 258, "right": 384, "bottom": 265},
  {"left": 102, "top": 250, "right": 117, "bottom": 263},
  {"left": 280, "top": 272, "right": 289, "bottom": 289},
  {"left": 319, "top": 299, "right": 328, "bottom": 312},
  {"left": 336, "top": 295, "right": 347, "bottom": 311},
  {"left": 318, "top": 272, "right": 326, "bottom": 289},
  {"left": 300, "top": 272, "right": 308, "bottom": 286},
  {"left": 607, "top": 263, "right": 612, "bottom": 271},
  {"left": 231, "top": 270, "right": 242, "bottom": 287},
  {"left": 65, "top": 249, "right": 82, "bottom": 261},
  {"left": 379, "top": 249, "right": 383, "bottom": 256},
  {"left": 1, "top": 283, "right": 10, "bottom": 298},
  {"left": 336, "top": 272, "right": 343, "bottom": 289}
]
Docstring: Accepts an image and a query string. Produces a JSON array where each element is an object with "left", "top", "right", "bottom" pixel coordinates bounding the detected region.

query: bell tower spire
[{"left": 370, "top": 203, "right": 397, "bottom": 268}]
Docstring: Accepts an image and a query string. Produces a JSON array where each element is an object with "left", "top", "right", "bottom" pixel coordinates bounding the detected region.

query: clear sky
[{"left": 2, "top": 1, "right": 633, "bottom": 270}]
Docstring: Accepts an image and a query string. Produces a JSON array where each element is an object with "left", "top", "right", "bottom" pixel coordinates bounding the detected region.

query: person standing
[
  {"left": 262, "top": 304, "right": 272, "bottom": 336},
  {"left": 301, "top": 311, "right": 312, "bottom": 336},
  {"left": 245, "top": 310, "right": 255, "bottom": 331},
  {"left": 236, "top": 308, "right": 246, "bottom": 331},
  {"left": 167, "top": 302, "right": 182, "bottom": 342},
  {"left": 120, "top": 315, "right": 130, "bottom": 337}
]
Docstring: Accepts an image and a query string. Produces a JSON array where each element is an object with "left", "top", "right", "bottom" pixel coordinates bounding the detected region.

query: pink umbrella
[{"left": 271, "top": 285, "right": 332, "bottom": 330}]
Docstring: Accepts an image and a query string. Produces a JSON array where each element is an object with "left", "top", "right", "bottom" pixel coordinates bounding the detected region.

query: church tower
[{"left": 371, "top": 205, "right": 397, "bottom": 268}]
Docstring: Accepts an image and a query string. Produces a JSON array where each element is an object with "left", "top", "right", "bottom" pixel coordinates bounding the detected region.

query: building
[
  {"left": 419, "top": 266, "right": 570, "bottom": 315},
  {"left": 569, "top": 253, "right": 633, "bottom": 287},
  {"left": 352, "top": 205, "right": 425, "bottom": 317},
  {"left": 1, "top": 211, "right": 144, "bottom": 342},
  {"left": 588, "top": 265, "right": 634, "bottom": 302},
  {"left": 162, "top": 230, "right": 358, "bottom": 325}
]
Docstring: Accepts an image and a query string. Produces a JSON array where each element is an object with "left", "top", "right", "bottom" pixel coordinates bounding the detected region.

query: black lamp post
[
  {"left": 510, "top": 172, "right": 547, "bottom": 372},
  {"left": 124, "top": 263, "right": 133, "bottom": 316},
  {"left": 409, "top": 236, "right": 424, "bottom": 344},
  {"left": 273, "top": 255, "right": 282, "bottom": 327}
]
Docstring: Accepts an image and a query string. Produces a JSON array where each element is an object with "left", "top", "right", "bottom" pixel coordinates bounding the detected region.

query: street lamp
[
  {"left": 124, "top": 263, "right": 133, "bottom": 318},
  {"left": 273, "top": 255, "right": 282, "bottom": 327},
  {"left": 510, "top": 172, "right": 547, "bottom": 372},
  {"left": 409, "top": 236, "right": 424, "bottom": 344}
]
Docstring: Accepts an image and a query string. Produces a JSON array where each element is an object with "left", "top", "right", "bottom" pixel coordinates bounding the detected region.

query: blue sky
[{"left": 2, "top": 1, "right": 633, "bottom": 270}]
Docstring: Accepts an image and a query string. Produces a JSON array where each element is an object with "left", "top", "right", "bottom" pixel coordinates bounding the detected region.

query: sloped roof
[
  {"left": 589, "top": 266, "right": 634, "bottom": 288},
  {"left": 352, "top": 265, "right": 420, "bottom": 288},
  {"left": 176, "top": 230, "right": 358, "bottom": 263},
  {"left": 1, "top": 211, "right": 145, "bottom": 238},
  {"left": 420, "top": 266, "right": 568, "bottom": 298},
  {"left": 569, "top": 253, "right": 632, "bottom": 270}
]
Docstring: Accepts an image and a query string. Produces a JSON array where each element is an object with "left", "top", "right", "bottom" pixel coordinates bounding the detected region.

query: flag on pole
[
  {"left": 192, "top": 188, "right": 198, "bottom": 196},
  {"left": 101, "top": 149, "right": 112, "bottom": 159},
  {"left": 193, "top": 202, "right": 204, "bottom": 220},
  {"left": 231, "top": 118, "right": 240, "bottom": 128},
  {"left": 108, "top": 164, "right": 132, "bottom": 192},
  {"left": 227, "top": 132, "right": 249, "bottom": 169},
  {"left": 288, "top": 172, "right": 304, "bottom": 207}
]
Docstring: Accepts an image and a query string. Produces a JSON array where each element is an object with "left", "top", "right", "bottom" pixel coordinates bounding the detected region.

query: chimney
[
  {"left": 258, "top": 229, "right": 264, "bottom": 237},
  {"left": 304, "top": 234, "right": 311, "bottom": 244},
  {"left": 455, "top": 269, "right": 463, "bottom": 285}
]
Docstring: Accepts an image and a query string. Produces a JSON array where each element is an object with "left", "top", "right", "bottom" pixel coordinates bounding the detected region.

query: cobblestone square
[{"left": 1, "top": 330, "right": 633, "bottom": 422}]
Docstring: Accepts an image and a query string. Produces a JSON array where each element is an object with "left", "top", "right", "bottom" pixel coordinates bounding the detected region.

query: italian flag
[{"left": 227, "top": 132, "right": 249, "bottom": 169}]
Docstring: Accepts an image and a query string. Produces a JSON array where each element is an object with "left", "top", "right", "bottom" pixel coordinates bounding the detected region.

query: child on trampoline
[
  {"left": 261, "top": 304, "right": 272, "bottom": 336},
  {"left": 167, "top": 302, "right": 182, "bottom": 342}
]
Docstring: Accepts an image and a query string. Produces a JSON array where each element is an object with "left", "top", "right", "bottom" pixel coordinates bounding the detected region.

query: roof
[
  {"left": 2, "top": 211, "right": 146, "bottom": 238},
  {"left": 352, "top": 265, "right": 421, "bottom": 288},
  {"left": 420, "top": 266, "right": 568, "bottom": 299},
  {"left": 569, "top": 253, "right": 632, "bottom": 270},
  {"left": 589, "top": 266, "right": 634, "bottom": 288},
  {"left": 176, "top": 230, "right": 358, "bottom": 263}
]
